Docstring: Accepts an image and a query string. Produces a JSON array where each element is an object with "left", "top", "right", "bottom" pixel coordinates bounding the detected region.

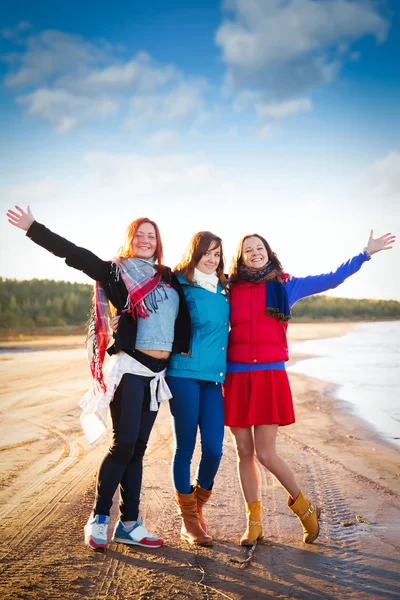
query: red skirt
[{"left": 223, "top": 369, "right": 295, "bottom": 428}]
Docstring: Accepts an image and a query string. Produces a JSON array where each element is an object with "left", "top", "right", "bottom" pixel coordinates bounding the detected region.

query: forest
[
  {"left": 0, "top": 278, "right": 93, "bottom": 330},
  {"left": 1, "top": 277, "right": 399, "bottom": 331}
]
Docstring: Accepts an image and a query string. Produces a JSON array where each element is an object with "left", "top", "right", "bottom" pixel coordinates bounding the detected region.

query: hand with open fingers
[
  {"left": 6, "top": 205, "right": 35, "bottom": 231},
  {"left": 366, "top": 230, "right": 396, "bottom": 256},
  {"left": 110, "top": 315, "right": 121, "bottom": 333}
]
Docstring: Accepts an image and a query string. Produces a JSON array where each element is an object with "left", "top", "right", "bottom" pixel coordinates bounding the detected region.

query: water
[
  {"left": 0, "top": 347, "right": 40, "bottom": 354},
  {"left": 288, "top": 321, "right": 400, "bottom": 447}
]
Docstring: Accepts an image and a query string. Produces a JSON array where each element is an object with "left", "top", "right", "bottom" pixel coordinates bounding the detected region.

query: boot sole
[
  {"left": 240, "top": 534, "right": 264, "bottom": 546},
  {"left": 181, "top": 534, "right": 213, "bottom": 546},
  {"left": 304, "top": 506, "right": 321, "bottom": 544}
]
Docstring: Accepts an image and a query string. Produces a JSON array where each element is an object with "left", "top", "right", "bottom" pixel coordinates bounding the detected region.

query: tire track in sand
[{"left": 0, "top": 426, "right": 102, "bottom": 559}]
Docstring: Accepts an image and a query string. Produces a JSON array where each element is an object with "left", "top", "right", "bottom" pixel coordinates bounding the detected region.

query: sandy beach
[{"left": 0, "top": 322, "right": 398, "bottom": 600}]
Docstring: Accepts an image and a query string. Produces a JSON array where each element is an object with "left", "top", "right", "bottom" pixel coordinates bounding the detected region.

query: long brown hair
[
  {"left": 117, "top": 217, "right": 170, "bottom": 280},
  {"left": 230, "top": 233, "right": 284, "bottom": 283},
  {"left": 175, "top": 231, "right": 227, "bottom": 289}
]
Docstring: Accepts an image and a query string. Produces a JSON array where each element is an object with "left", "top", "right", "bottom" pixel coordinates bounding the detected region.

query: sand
[{"left": 0, "top": 322, "right": 398, "bottom": 600}]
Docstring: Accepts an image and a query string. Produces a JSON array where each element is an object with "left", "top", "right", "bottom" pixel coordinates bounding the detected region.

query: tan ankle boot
[
  {"left": 193, "top": 482, "right": 212, "bottom": 532},
  {"left": 176, "top": 491, "right": 212, "bottom": 546},
  {"left": 240, "top": 500, "right": 264, "bottom": 546},
  {"left": 288, "top": 491, "right": 321, "bottom": 543}
]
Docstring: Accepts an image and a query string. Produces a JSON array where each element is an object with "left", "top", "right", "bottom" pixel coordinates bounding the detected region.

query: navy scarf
[{"left": 238, "top": 261, "right": 292, "bottom": 322}]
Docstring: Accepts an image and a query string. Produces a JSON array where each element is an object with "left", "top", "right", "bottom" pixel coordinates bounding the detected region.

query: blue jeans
[{"left": 167, "top": 376, "right": 224, "bottom": 494}]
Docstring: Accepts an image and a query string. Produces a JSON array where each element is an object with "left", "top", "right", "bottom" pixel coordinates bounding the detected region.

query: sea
[{"left": 287, "top": 321, "right": 400, "bottom": 447}]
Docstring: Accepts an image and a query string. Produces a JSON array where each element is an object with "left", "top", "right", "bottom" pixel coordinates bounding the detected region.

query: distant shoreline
[
  {"left": 1, "top": 317, "right": 399, "bottom": 343},
  {"left": 0, "top": 321, "right": 357, "bottom": 352},
  {"left": 0, "top": 326, "right": 86, "bottom": 343}
]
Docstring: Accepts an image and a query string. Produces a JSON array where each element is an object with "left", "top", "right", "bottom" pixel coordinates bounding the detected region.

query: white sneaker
[
  {"left": 84, "top": 514, "right": 110, "bottom": 552},
  {"left": 112, "top": 516, "right": 163, "bottom": 548}
]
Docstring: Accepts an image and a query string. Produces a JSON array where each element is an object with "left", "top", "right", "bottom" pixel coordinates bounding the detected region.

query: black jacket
[{"left": 26, "top": 221, "right": 191, "bottom": 355}]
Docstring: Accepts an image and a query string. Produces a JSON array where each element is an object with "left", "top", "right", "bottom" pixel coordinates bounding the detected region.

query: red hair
[{"left": 117, "top": 217, "right": 170, "bottom": 279}]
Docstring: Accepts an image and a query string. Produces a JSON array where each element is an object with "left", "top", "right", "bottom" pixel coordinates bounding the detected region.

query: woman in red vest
[{"left": 224, "top": 230, "right": 394, "bottom": 545}]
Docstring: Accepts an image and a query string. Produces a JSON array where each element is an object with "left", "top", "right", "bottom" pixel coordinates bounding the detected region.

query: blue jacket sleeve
[{"left": 285, "top": 250, "right": 370, "bottom": 307}]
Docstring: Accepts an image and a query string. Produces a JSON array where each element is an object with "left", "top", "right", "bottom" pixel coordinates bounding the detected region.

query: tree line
[
  {"left": 0, "top": 278, "right": 93, "bottom": 329},
  {"left": 291, "top": 293, "right": 400, "bottom": 320},
  {"left": 1, "top": 277, "right": 399, "bottom": 331}
]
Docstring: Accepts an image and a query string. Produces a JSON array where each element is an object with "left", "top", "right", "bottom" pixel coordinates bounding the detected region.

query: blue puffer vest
[{"left": 167, "top": 273, "right": 230, "bottom": 383}]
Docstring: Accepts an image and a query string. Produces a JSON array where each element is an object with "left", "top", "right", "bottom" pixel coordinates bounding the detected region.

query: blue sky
[{"left": 0, "top": 0, "right": 399, "bottom": 300}]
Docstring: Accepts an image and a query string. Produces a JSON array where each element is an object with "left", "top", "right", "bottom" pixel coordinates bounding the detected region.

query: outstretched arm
[
  {"left": 6, "top": 205, "right": 113, "bottom": 283},
  {"left": 286, "top": 230, "right": 395, "bottom": 307}
]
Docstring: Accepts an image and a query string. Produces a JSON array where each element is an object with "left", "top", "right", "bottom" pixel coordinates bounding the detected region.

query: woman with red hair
[{"left": 6, "top": 205, "right": 191, "bottom": 553}]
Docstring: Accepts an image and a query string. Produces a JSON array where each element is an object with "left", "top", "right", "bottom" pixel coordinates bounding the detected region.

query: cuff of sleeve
[
  {"left": 26, "top": 220, "right": 39, "bottom": 240},
  {"left": 363, "top": 247, "right": 371, "bottom": 260}
]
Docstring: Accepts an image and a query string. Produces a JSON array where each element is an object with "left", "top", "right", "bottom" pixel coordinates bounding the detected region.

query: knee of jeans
[
  {"left": 202, "top": 445, "right": 223, "bottom": 462},
  {"left": 174, "top": 446, "right": 194, "bottom": 462},
  {"left": 109, "top": 442, "right": 136, "bottom": 465},
  {"left": 130, "top": 438, "right": 148, "bottom": 463}
]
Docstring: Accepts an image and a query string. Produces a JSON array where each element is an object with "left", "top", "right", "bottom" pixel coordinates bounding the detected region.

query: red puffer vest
[{"left": 228, "top": 281, "right": 289, "bottom": 363}]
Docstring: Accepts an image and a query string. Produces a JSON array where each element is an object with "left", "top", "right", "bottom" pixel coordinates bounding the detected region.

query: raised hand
[
  {"left": 366, "top": 230, "right": 396, "bottom": 256},
  {"left": 6, "top": 205, "right": 35, "bottom": 231}
]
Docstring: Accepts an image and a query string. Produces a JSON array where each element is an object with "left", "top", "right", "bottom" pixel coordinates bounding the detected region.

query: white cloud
[
  {"left": 83, "top": 151, "right": 227, "bottom": 196},
  {"left": 257, "top": 97, "right": 312, "bottom": 120},
  {"left": 366, "top": 151, "right": 400, "bottom": 198},
  {"left": 233, "top": 89, "right": 259, "bottom": 112},
  {"left": 260, "top": 124, "right": 273, "bottom": 138},
  {"left": 126, "top": 80, "right": 207, "bottom": 127},
  {"left": 148, "top": 130, "right": 181, "bottom": 150},
  {"left": 17, "top": 88, "right": 119, "bottom": 133},
  {"left": 1, "top": 177, "right": 67, "bottom": 205},
  {"left": 2, "top": 28, "right": 206, "bottom": 133},
  {"left": 4, "top": 30, "right": 110, "bottom": 87},
  {"left": 85, "top": 51, "right": 177, "bottom": 92},
  {"left": 218, "top": 0, "right": 388, "bottom": 67},
  {"left": 162, "top": 81, "right": 206, "bottom": 120},
  {"left": 1, "top": 21, "right": 33, "bottom": 40},
  {"left": 216, "top": 0, "right": 389, "bottom": 96}
]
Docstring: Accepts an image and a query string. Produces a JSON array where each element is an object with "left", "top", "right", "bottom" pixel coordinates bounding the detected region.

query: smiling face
[
  {"left": 196, "top": 243, "right": 222, "bottom": 275},
  {"left": 132, "top": 222, "right": 157, "bottom": 259},
  {"left": 242, "top": 236, "right": 269, "bottom": 269}
]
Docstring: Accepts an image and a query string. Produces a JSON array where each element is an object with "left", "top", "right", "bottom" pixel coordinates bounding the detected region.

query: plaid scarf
[
  {"left": 238, "top": 261, "right": 292, "bottom": 322},
  {"left": 87, "top": 258, "right": 161, "bottom": 392}
]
